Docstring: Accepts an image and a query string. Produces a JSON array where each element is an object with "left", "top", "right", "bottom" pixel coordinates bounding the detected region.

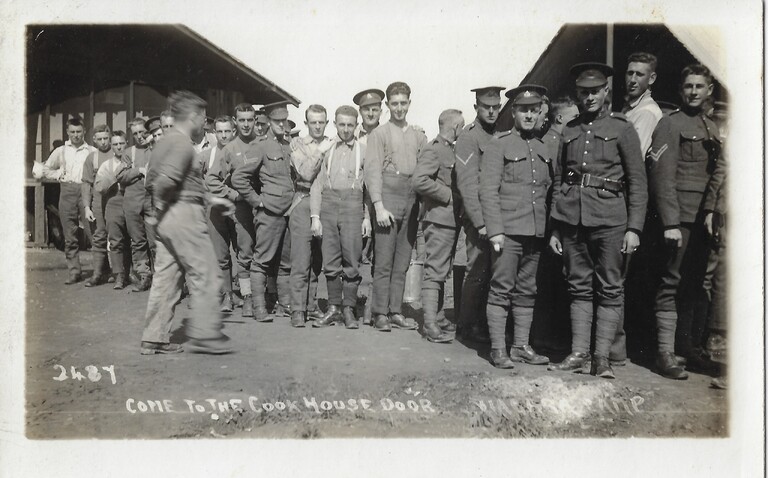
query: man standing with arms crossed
[
  {"left": 647, "top": 64, "right": 725, "bottom": 379},
  {"left": 81, "top": 124, "right": 113, "bottom": 287},
  {"left": 454, "top": 86, "right": 504, "bottom": 343},
  {"left": 480, "top": 85, "right": 554, "bottom": 368},
  {"left": 41, "top": 117, "right": 96, "bottom": 284},
  {"left": 141, "top": 90, "right": 234, "bottom": 355},
  {"left": 548, "top": 63, "right": 647, "bottom": 379},
  {"left": 231, "top": 101, "right": 296, "bottom": 323},
  {"left": 411, "top": 109, "right": 465, "bottom": 343},
  {"left": 206, "top": 104, "right": 262, "bottom": 317},
  {"left": 365, "top": 81, "right": 426, "bottom": 332}
]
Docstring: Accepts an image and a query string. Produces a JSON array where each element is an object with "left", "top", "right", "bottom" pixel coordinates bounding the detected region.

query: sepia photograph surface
[{"left": 1, "top": 0, "right": 764, "bottom": 476}]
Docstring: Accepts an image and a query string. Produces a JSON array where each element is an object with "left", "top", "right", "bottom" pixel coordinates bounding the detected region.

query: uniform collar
[
  {"left": 511, "top": 127, "right": 536, "bottom": 140},
  {"left": 435, "top": 134, "right": 453, "bottom": 147},
  {"left": 474, "top": 118, "right": 495, "bottom": 134}
]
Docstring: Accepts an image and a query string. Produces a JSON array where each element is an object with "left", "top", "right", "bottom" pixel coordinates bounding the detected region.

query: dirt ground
[{"left": 25, "top": 249, "right": 727, "bottom": 439}]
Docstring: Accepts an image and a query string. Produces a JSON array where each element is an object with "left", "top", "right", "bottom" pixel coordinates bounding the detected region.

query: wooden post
[
  {"left": 88, "top": 86, "right": 95, "bottom": 138},
  {"left": 606, "top": 23, "right": 614, "bottom": 93},
  {"left": 128, "top": 81, "right": 135, "bottom": 124}
]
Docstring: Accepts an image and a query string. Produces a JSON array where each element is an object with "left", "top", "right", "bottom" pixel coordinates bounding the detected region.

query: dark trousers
[
  {"left": 142, "top": 200, "right": 223, "bottom": 343},
  {"left": 422, "top": 222, "right": 459, "bottom": 291},
  {"left": 289, "top": 196, "right": 322, "bottom": 311},
  {"left": 487, "top": 235, "right": 542, "bottom": 308},
  {"left": 321, "top": 189, "right": 364, "bottom": 306},
  {"left": 58, "top": 182, "right": 84, "bottom": 275},
  {"left": 123, "top": 192, "right": 152, "bottom": 276},
  {"left": 89, "top": 192, "right": 108, "bottom": 253},
  {"left": 371, "top": 173, "right": 418, "bottom": 316},
  {"left": 655, "top": 222, "right": 710, "bottom": 355},
  {"left": 232, "top": 201, "right": 255, "bottom": 280},
  {"left": 703, "top": 227, "right": 726, "bottom": 332},
  {"left": 459, "top": 223, "right": 491, "bottom": 327},
  {"left": 251, "top": 208, "right": 288, "bottom": 286},
  {"left": 104, "top": 194, "right": 128, "bottom": 274}
]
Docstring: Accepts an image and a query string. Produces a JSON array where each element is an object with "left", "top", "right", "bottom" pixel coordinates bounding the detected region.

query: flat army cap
[
  {"left": 505, "top": 84, "right": 548, "bottom": 105},
  {"left": 353, "top": 88, "right": 385, "bottom": 107},
  {"left": 471, "top": 86, "right": 505, "bottom": 105},
  {"left": 144, "top": 116, "right": 162, "bottom": 133},
  {"left": 255, "top": 108, "right": 269, "bottom": 124},
  {"left": 570, "top": 62, "right": 614, "bottom": 88},
  {"left": 263, "top": 101, "right": 292, "bottom": 120}
]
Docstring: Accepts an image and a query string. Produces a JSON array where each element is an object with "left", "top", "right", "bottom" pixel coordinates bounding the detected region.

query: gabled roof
[{"left": 26, "top": 24, "right": 300, "bottom": 112}]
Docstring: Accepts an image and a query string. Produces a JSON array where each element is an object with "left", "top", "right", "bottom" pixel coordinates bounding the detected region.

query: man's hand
[
  {"left": 477, "top": 226, "right": 488, "bottom": 241},
  {"left": 664, "top": 228, "right": 683, "bottom": 247},
  {"left": 311, "top": 217, "right": 323, "bottom": 237},
  {"left": 703, "top": 212, "right": 714, "bottom": 236},
  {"left": 489, "top": 234, "right": 504, "bottom": 253},
  {"left": 362, "top": 217, "right": 372, "bottom": 238},
  {"left": 210, "top": 196, "right": 236, "bottom": 217},
  {"left": 549, "top": 230, "right": 563, "bottom": 255},
  {"left": 84, "top": 207, "right": 95, "bottom": 223},
  {"left": 621, "top": 231, "right": 641, "bottom": 254},
  {"left": 374, "top": 202, "right": 395, "bottom": 228},
  {"left": 318, "top": 138, "right": 335, "bottom": 154}
]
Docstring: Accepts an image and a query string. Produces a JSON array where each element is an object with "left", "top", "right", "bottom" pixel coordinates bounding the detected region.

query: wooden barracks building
[{"left": 25, "top": 24, "right": 300, "bottom": 247}]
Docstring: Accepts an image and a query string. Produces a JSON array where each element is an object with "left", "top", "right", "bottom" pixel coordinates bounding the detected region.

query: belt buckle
[{"left": 581, "top": 173, "right": 591, "bottom": 187}]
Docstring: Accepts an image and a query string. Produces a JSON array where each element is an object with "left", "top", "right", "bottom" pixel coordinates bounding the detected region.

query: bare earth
[{"left": 25, "top": 249, "right": 726, "bottom": 439}]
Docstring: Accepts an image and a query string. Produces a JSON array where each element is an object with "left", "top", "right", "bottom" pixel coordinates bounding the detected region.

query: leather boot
[
  {"left": 509, "top": 345, "right": 549, "bottom": 365},
  {"left": 85, "top": 251, "right": 108, "bottom": 287},
  {"left": 64, "top": 272, "right": 82, "bottom": 285},
  {"left": 291, "top": 310, "right": 306, "bottom": 328},
  {"left": 306, "top": 305, "right": 325, "bottom": 321},
  {"left": 422, "top": 289, "right": 452, "bottom": 343},
  {"left": 220, "top": 292, "right": 234, "bottom": 313},
  {"left": 489, "top": 349, "right": 515, "bottom": 369},
  {"left": 342, "top": 306, "right": 359, "bottom": 329},
  {"left": 656, "top": 351, "right": 689, "bottom": 380},
  {"left": 313, "top": 305, "right": 341, "bottom": 327},
  {"left": 113, "top": 272, "right": 128, "bottom": 290},
  {"left": 241, "top": 295, "right": 254, "bottom": 317},
  {"left": 373, "top": 314, "right": 391, "bottom": 332},
  {"left": 132, "top": 274, "right": 152, "bottom": 292},
  {"left": 548, "top": 352, "right": 590, "bottom": 372},
  {"left": 272, "top": 302, "right": 291, "bottom": 318},
  {"left": 251, "top": 273, "right": 272, "bottom": 322},
  {"left": 592, "top": 355, "right": 615, "bottom": 379}
]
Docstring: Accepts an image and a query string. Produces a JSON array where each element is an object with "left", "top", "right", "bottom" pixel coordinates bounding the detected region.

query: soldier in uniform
[
  {"left": 647, "top": 64, "right": 725, "bottom": 379},
  {"left": 141, "top": 90, "right": 234, "bottom": 355},
  {"left": 479, "top": 85, "right": 553, "bottom": 368},
  {"left": 309, "top": 105, "right": 368, "bottom": 328},
  {"left": 411, "top": 109, "right": 466, "bottom": 343},
  {"left": 542, "top": 97, "right": 580, "bottom": 161},
  {"left": 454, "top": 86, "right": 504, "bottom": 343},
  {"left": 286, "top": 105, "right": 334, "bottom": 326},
  {"left": 94, "top": 131, "right": 131, "bottom": 289},
  {"left": 364, "top": 81, "right": 427, "bottom": 332},
  {"left": 41, "top": 117, "right": 96, "bottom": 284},
  {"left": 202, "top": 115, "right": 238, "bottom": 311},
  {"left": 231, "top": 100, "right": 296, "bottom": 323},
  {"left": 547, "top": 63, "right": 647, "bottom": 379},
  {"left": 81, "top": 124, "right": 114, "bottom": 287},
  {"left": 206, "top": 104, "right": 263, "bottom": 317}
]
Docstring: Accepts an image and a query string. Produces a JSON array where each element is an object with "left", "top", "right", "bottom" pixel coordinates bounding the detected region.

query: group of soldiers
[{"left": 40, "top": 52, "right": 727, "bottom": 386}]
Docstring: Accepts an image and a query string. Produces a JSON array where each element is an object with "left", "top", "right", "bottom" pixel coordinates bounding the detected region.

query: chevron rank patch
[{"left": 647, "top": 143, "right": 669, "bottom": 162}]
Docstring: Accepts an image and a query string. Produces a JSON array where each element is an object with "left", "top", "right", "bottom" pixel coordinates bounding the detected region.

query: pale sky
[{"left": 184, "top": 1, "right": 562, "bottom": 138}]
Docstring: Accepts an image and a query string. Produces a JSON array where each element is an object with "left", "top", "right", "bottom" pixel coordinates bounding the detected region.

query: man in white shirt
[{"left": 43, "top": 117, "right": 96, "bottom": 284}]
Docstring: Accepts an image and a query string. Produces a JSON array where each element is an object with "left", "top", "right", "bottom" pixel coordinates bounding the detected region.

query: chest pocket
[
  {"left": 265, "top": 144, "right": 290, "bottom": 176},
  {"left": 503, "top": 150, "right": 529, "bottom": 184},
  {"left": 535, "top": 152, "right": 553, "bottom": 186},
  {"left": 594, "top": 132, "right": 619, "bottom": 160},
  {"left": 563, "top": 134, "right": 580, "bottom": 164},
  {"left": 680, "top": 130, "right": 707, "bottom": 162}
]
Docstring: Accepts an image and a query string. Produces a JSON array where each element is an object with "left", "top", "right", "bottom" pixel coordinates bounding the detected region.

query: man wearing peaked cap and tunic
[
  {"left": 479, "top": 85, "right": 554, "bottom": 369},
  {"left": 412, "top": 109, "right": 466, "bottom": 343},
  {"left": 231, "top": 100, "right": 297, "bottom": 323},
  {"left": 454, "top": 86, "right": 505, "bottom": 344},
  {"left": 547, "top": 63, "right": 647, "bottom": 379}
]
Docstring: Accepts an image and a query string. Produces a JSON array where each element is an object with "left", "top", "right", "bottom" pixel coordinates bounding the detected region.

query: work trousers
[
  {"left": 89, "top": 191, "right": 108, "bottom": 253},
  {"left": 703, "top": 226, "right": 727, "bottom": 332},
  {"left": 104, "top": 193, "right": 128, "bottom": 274},
  {"left": 459, "top": 222, "right": 491, "bottom": 327},
  {"left": 289, "top": 196, "right": 322, "bottom": 311},
  {"left": 371, "top": 173, "right": 418, "bottom": 316},
  {"left": 58, "top": 182, "right": 86, "bottom": 275},
  {"left": 422, "top": 222, "right": 459, "bottom": 291},
  {"left": 487, "top": 235, "right": 542, "bottom": 308},
  {"left": 123, "top": 192, "right": 152, "bottom": 276},
  {"left": 141, "top": 200, "right": 224, "bottom": 343},
  {"left": 251, "top": 207, "right": 289, "bottom": 284},
  {"left": 321, "top": 189, "right": 364, "bottom": 307}
]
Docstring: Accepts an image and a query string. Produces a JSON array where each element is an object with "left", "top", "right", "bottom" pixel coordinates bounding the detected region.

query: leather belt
[{"left": 565, "top": 171, "right": 624, "bottom": 192}]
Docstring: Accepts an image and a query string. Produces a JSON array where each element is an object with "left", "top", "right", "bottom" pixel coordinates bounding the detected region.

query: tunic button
[
  {"left": 532, "top": 170, "right": 536, "bottom": 173},
  {"left": 583, "top": 151, "right": 587, "bottom": 154},
  {"left": 692, "top": 136, "right": 697, "bottom": 139},
  {"left": 587, "top": 130, "right": 591, "bottom": 134},
  {"left": 533, "top": 179, "right": 536, "bottom": 183},
  {"left": 532, "top": 190, "right": 535, "bottom": 194},
  {"left": 582, "top": 162, "right": 587, "bottom": 166},
  {"left": 586, "top": 140, "right": 590, "bottom": 144},
  {"left": 532, "top": 201, "right": 536, "bottom": 204}
]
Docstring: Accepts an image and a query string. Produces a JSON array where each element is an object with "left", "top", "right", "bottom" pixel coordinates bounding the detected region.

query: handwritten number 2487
[{"left": 53, "top": 365, "right": 116, "bottom": 384}]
